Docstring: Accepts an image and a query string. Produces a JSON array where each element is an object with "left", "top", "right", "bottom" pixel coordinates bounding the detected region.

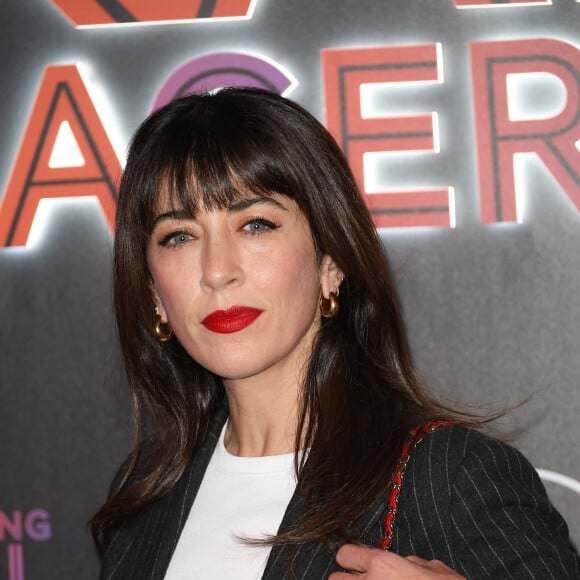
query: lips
[{"left": 202, "top": 306, "right": 263, "bottom": 334}]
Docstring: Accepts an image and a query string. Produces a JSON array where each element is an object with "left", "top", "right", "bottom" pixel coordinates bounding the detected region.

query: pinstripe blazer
[{"left": 100, "top": 406, "right": 580, "bottom": 579}]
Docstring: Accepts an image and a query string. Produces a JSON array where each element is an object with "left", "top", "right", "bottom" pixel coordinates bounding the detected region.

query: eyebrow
[
  {"left": 152, "top": 209, "right": 192, "bottom": 226},
  {"left": 229, "top": 196, "right": 288, "bottom": 212},
  {"left": 152, "top": 196, "right": 288, "bottom": 226}
]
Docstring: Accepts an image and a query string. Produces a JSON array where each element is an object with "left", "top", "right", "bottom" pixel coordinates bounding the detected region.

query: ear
[
  {"left": 319, "top": 254, "right": 344, "bottom": 299},
  {"left": 150, "top": 283, "right": 168, "bottom": 322}
]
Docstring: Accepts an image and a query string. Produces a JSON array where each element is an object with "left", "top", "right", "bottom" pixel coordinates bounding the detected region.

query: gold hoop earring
[
  {"left": 320, "top": 291, "right": 339, "bottom": 319},
  {"left": 154, "top": 314, "right": 173, "bottom": 342}
]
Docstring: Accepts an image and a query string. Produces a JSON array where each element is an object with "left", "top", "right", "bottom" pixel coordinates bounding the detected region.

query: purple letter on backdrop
[
  {"left": 151, "top": 52, "right": 297, "bottom": 112},
  {"left": 25, "top": 509, "right": 51, "bottom": 541}
]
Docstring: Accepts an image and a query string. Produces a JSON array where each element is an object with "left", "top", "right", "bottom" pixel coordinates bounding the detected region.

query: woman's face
[{"left": 147, "top": 192, "right": 340, "bottom": 387}]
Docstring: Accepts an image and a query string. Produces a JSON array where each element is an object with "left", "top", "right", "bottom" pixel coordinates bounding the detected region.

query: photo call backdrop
[{"left": 1, "top": 0, "right": 579, "bottom": 578}]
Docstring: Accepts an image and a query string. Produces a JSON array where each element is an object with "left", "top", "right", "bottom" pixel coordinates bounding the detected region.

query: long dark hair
[{"left": 92, "top": 87, "right": 481, "bottom": 552}]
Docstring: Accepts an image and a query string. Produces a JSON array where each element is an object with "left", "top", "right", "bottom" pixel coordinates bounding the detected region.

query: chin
[{"left": 195, "top": 355, "right": 268, "bottom": 382}]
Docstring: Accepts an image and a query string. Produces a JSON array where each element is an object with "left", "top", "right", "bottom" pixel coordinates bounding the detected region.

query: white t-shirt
[{"left": 164, "top": 424, "right": 297, "bottom": 579}]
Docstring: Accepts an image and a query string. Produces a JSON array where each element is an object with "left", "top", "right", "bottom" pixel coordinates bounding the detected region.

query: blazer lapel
[
  {"left": 101, "top": 405, "right": 228, "bottom": 580},
  {"left": 263, "top": 477, "right": 389, "bottom": 578},
  {"left": 262, "top": 490, "right": 338, "bottom": 579}
]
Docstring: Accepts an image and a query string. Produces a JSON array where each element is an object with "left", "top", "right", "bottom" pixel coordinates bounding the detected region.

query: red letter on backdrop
[
  {"left": 50, "top": 0, "right": 255, "bottom": 27},
  {"left": 452, "top": 0, "right": 549, "bottom": 7},
  {"left": 0, "top": 65, "right": 121, "bottom": 247},
  {"left": 470, "top": 39, "right": 580, "bottom": 223},
  {"left": 322, "top": 44, "right": 452, "bottom": 229}
]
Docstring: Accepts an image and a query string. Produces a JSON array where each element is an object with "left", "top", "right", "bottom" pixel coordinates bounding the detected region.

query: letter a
[{"left": 0, "top": 65, "right": 121, "bottom": 247}]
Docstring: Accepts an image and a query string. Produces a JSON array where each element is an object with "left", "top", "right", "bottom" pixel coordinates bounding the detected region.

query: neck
[{"left": 223, "top": 372, "right": 302, "bottom": 457}]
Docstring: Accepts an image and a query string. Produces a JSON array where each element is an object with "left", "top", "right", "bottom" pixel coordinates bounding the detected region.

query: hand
[{"left": 330, "top": 544, "right": 465, "bottom": 579}]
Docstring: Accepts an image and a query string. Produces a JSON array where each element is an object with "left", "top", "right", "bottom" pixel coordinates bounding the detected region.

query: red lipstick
[{"left": 202, "top": 306, "right": 263, "bottom": 334}]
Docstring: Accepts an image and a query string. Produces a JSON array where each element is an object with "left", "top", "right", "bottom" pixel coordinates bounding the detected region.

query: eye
[
  {"left": 159, "top": 231, "right": 195, "bottom": 247},
  {"left": 242, "top": 218, "right": 279, "bottom": 235}
]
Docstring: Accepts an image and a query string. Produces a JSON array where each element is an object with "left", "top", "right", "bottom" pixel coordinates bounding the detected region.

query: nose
[{"left": 200, "top": 233, "right": 243, "bottom": 292}]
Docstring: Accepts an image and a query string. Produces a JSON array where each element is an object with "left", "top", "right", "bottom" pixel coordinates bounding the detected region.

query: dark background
[{"left": 1, "top": 1, "right": 579, "bottom": 577}]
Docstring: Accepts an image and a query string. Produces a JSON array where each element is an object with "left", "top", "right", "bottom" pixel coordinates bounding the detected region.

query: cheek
[
  {"left": 256, "top": 247, "right": 320, "bottom": 302},
  {"left": 150, "top": 264, "right": 194, "bottom": 316}
]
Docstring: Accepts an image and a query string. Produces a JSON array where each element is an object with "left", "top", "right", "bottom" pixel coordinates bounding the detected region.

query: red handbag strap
[{"left": 380, "top": 421, "right": 454, "bottom": 550}]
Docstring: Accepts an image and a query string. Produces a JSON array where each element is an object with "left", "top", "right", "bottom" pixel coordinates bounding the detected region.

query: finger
[
  {"left": 406, "top": 556, "right": 463, "bottom": 577},
  {"left": 406, "top": 555, "right": 450, "bottom": 569},
  {"left": 335, "top": 544, "right": 373, "bottom": 572},
  {"left": 405, "top": 555, "right": 431, "bottom": 567},
  {"left": 336, "top": 544, "right": 411, "bottom": 574}
]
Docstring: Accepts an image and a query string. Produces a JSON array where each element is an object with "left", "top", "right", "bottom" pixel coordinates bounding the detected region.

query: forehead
[
  {"left": 153, "top": 187, "right": 298, "bottom": 218},
  {"left": 153, "top": 163, "right": 281, "bottom": 208}
]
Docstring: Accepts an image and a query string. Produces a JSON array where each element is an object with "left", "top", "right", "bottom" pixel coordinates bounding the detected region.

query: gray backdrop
[{"left": 1, "top": 0, "right": 579, "bottom": 578}]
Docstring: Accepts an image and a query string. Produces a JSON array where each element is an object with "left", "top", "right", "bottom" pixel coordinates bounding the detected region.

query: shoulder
[
  {"left": 392, "top": 424, "right": 580, "bottom": 578},
  {"left": 406, "top": 424, "right": 538, "bottom": 489},
  {"left": 399, "top": 423, "right": 555, "bottom": 527},
  {"left": 405, "top": 424, "right": 560, "bottom": 521}
]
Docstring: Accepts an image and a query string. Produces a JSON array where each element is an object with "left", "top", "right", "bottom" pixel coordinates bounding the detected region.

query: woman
[{"left": 92, "top": 87, "right": 579, "bottom": 579}]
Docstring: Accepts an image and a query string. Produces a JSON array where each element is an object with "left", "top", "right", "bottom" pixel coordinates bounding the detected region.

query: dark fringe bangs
[{"left": 135, "top": 110, "right": 303, "bottom": 237}]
